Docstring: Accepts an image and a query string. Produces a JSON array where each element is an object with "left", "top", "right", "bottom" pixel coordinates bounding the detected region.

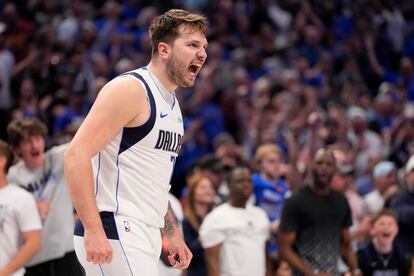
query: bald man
[{"left": 278, "top": 148, "right": 361, "bottom": 276}]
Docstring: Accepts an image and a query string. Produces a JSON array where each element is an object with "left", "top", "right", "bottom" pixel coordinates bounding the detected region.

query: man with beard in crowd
[{"left": 278, "top": 148, "right": 361, "bottom": 276}]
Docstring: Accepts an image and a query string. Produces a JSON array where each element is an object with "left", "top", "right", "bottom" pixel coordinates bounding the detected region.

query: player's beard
[{"left": 166, "top": 53, "right": 194, "bottom": 88}]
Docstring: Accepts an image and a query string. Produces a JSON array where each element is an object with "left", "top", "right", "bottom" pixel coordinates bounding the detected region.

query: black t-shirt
[
  {"left": 357, "top": 242, "right": 408, "bottom": 276},
  {"left": 280, "top": 186, "right": 352, "bottom": 275}
]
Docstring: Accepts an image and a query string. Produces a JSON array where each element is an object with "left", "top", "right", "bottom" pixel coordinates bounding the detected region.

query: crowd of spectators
[{"left": 1, "top": 0, "right": 414, "bottom": 275}]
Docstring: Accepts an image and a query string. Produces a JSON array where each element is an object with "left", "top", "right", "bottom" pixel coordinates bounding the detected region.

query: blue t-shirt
[
  {"left": 252, "top": 173, "right": 289, "bottom": 254},
  {"left": 252, "top": 173, "right": 289, "bottom": 222}
]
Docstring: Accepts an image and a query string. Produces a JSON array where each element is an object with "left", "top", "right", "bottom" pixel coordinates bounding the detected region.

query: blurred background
[
  {"left": 1, "top": 0, "right": 413, "bottom": 195},
  {"left": 1, "top": 0, "right": 414, "bottom": 274}
]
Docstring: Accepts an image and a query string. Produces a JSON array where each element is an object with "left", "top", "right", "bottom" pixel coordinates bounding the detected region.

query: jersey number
[{"left": 169, "top": 156, "right": 177, "bottom": 183}]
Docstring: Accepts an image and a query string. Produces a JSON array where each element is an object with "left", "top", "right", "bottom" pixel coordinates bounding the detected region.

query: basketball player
[{"left": 64, "top": 9, "right": 208, "bottom": 275}]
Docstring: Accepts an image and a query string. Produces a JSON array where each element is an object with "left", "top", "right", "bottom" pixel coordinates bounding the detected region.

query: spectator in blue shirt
[{"left": 252, "top": 143, "right": 289, "bottom": 257}]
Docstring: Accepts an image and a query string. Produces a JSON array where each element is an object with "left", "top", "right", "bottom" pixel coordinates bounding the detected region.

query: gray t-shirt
[{"left": 7, "top": 144, "right": 74, "bottom": 266}]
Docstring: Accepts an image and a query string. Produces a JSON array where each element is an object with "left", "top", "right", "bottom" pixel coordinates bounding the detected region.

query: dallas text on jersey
[{"left": 154, "top": 130, "right": 182, "bottom": 154}]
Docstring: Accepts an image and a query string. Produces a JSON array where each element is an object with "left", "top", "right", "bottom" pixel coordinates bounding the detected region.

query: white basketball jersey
[{"left": 92, "top": 67, "right": 184, "bottom": 228}]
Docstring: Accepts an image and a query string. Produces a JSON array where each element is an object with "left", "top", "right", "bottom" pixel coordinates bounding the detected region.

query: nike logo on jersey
[
  {"left": 154, "top": 130, "right": 182, "bottom": 154},
  {"left": 160, "top": 112, "right": 168, "bottom": 118}
]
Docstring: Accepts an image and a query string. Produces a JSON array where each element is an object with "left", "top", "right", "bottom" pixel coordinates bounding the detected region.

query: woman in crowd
[{"left": 182, "top": 172, "right": 216, "bottom": 276}]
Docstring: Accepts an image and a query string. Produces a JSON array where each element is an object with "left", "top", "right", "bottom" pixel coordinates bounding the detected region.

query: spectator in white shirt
[
  {"left": 200, "top": 165, "right": 270, "bottom": 276},
  {"left": 0, "top": 139, "right": 41, "bottom": 276}
]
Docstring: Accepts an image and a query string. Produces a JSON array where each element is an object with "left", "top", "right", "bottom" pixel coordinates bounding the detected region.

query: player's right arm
[{"left": 64, "top": 76, "right": 149, "bottom": 264}]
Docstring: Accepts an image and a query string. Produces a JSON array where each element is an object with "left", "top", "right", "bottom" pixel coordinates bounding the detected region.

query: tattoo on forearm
[{"left": 163, "top": 203, "right": 177, "bottom": 237}]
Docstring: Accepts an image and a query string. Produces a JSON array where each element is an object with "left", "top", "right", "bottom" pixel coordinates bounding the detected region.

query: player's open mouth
[{"left": 188, "top": 64, "right": 201, "bottom": 76}]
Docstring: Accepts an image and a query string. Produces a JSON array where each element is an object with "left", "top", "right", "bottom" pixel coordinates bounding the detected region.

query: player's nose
[{"left": 197, "top": 47, "right": 207, "bottom": 61}]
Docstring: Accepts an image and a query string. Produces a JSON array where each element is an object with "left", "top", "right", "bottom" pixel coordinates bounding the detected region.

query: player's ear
[{"left": 158, "top": 42, "right": 170, "bottom": 59}]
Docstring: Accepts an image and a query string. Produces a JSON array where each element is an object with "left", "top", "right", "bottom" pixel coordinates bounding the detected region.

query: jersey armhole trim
[{"left": 118, "top": 72, "right": 157, "bottom": 155}]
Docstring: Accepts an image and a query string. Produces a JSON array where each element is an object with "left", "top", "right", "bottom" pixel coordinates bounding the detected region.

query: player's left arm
[
  {"left": 162, "top": 202, "right": 193, "bottom": 269},
  {"left": 340, "top": 228, "right": 362, "bottom": 276}
]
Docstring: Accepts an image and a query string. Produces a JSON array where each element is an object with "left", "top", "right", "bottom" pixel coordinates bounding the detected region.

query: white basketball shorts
[{"left": 74, "top": 212, "right": 162, "bottom": 276}]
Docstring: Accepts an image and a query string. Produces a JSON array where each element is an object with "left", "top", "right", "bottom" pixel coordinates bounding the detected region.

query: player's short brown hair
[
  {"left": 7, "top": 118, "right": 47, "bottom": 148},
  {"left": 149, "top": 9, "right": 207, "bottom": 56}
]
